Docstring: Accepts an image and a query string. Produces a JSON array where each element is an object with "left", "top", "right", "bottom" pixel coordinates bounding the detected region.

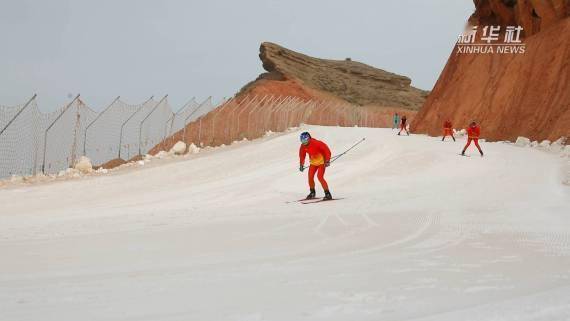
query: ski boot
[
  {"left": 324, "top": 190, "right": 333, "bottom": 200},
  {"left": 306, "top": 188, "right": 316, "bottom": 200},
  {"left": 480, "top": 151, "right": 484, "bottom": 157},
  {"left": 461, "top": 150, "right": 466, "bottom": 156}
]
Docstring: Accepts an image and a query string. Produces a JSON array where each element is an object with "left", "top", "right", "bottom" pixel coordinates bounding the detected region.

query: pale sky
[{"left": 0, "top": 0, "right": 474, "bottom": 111}]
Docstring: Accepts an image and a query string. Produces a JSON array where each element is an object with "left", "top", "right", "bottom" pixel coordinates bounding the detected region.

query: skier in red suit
[
  {"left": 462, "top": 121, "right": 484, "bottom": 156},
  {"left": 442, "top": 119, "right": 455, "bottom": 141},
  {"left": 299, "top": 132, "right": 332, "bottom": 200},
  {"left": 398, "top": 115, "right": 409, "bottom": 136}
]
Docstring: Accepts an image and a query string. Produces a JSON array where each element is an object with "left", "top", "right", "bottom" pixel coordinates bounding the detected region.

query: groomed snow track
[{"left": 1, "top": 125, "right": 569, "bottom": 321}]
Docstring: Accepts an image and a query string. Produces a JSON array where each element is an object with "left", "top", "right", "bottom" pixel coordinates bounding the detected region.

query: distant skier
[
  {"left": 397, "top": 115, "right": 409, "bottom": 136},
  {"left": 299, "top": 132, "right": 332, "bottom": 200},
  {"left": 392, "top": 113, "right": 400, "bottom": 130},
  {"left": 442, "top": 119, "right": 455, "bottom": 141},
  {"left": 461, "top": 121, "right": 484, "bottom": 156}
]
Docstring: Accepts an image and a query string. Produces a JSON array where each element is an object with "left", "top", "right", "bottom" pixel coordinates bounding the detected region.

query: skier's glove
[
  {"left": 325, "top": 161, "right": 330, "bottom": 167},
  {"left": 299, "top": 165, "right": 304, "bottom": 172}
]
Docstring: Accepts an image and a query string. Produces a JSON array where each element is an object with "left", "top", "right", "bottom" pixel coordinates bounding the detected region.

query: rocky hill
[
  {"left": 411, "top": 0, "right": 570, "bottom": 142},
  {"left": 239, "top": 42, "right": 428, "bottom": 110},
  {"left": 150, "top": 43, "right": 427, "bottom": 155}
]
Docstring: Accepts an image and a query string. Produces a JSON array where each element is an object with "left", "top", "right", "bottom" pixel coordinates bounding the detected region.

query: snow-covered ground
[{"left": 1, "top": 125, "right": 569, "bottom": 321}]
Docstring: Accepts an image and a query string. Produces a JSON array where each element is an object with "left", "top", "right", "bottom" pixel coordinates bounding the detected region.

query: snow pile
[
  {"left": 515, "top": 136, "right": 531, "bottom": 147},
  {"left": 187, "top": 143, "right": 200, "bottom": 154},
  {"left": 537, "top": 140, "right": 551, "bottom": 151},
  {"left": 154, "top": 151, "right": 169, "bottom": 159},
  {"left": 454, "top": 128, "right": 466, "bottom": 137},
  {"left": 169, "top": 141, "right": 187, "bottom": 155},
  {"left": 74, "top": 156, "right": 93, "bottom": 174},
  {"left": 562, "top": 146, "right": 570, "bottom": 158},
  {"left": 264, "top": 130, "right": 275, "bottom": 137},
  {"left": 95, "top": 168, "right": 108, "bottom": 174},
  {"left": 58, "top": 168, "right": 81, "bottom": 178},
  {"left": 10, "top": 175, "right": 24, "bottom": 184},
  {"left": 550, "top": 137, "right": 566, "bottom": 154}
]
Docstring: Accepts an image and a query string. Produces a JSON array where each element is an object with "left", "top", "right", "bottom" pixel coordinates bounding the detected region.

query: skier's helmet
[{"left": 300, "top": 132, "right": 311, "bottom": 145}]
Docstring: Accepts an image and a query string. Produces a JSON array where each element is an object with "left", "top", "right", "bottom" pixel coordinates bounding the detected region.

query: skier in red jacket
[
  {"left": 397, "top": 115, "right": 409, "bottom": 136},
  {"left": 442, "top": 119, "right": 455, "bottom": 141},
  {"left": 462, "top": 121, "right": 484, "bottom": 156},
  {"left": 299, "top": 132, "right": 332, "bottom": 200}
]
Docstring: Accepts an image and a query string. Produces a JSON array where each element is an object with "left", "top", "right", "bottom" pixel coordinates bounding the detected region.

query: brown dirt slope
[
  {"left": 239, "top": 42, "right": 428, "bottom": 110},
  {"left": 412, "top": 0, "right": 570, "bottom": 142}
]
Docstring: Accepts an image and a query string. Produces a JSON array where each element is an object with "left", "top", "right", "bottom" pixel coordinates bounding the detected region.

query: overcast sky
[{"left": 0, "top": 0, "right": 474, "bottom": 111}]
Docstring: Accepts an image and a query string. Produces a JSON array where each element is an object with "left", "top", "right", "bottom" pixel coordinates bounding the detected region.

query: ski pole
[
  {"left": 330, "top": 137, "right": 366, "bottom": 164},
  {"left": 301, "top": 137, "right": 365, "bottom": 170}
]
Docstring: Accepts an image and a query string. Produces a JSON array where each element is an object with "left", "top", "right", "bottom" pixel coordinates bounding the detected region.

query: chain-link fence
[
  {"left": 1, "top": 94, "right": 403, "bottom": 179},
  {"left": 0, "top": 95, "right": 216, "bottom": 179},
  {"left": 156, "top": 95, "right": 405, "bottom": 153}
]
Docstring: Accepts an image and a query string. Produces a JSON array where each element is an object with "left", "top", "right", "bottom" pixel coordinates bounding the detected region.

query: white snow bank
[
  {"left": 155, "top": 151, "right": 169, "bottom": 159},
  {"left": 562, "top": 146, "right": 570, "bottom": 158},
  {"left": 96, "top": 168, "right": 108, "bottom": 174},
  {"left": 58, "top": 168, "right": 81, "bottom": 178},
  {"left": 551, "top": 137, "right": 566, "bottom": 154},
  {"left": 169, "top": 141, "right": 186, "bottom": 155},
  {"left": 74, "top": 156, "right": 93, "bottom": 174},
  {"left": 538, "top": 140, "right": 552, "bottom": 150},
  {"left": 187, "top": 143, "right": 200, "bottom": 154},
  {"left": 515, "top": 136, "right": 531, "bottom": 147},
  {"left": 10, "top": 175, "right": 24, "bottom": 183}
]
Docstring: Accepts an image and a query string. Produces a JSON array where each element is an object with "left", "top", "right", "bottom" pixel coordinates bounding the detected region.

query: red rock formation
[
  {"left": 412, "top": 0, "right": 570, "bottom": 142},
  {"left": 242, "top": 42, "right": 428, "bottom": 109}
]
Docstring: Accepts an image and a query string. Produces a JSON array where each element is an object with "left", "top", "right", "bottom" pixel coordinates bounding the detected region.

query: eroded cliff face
[
  {"left": 239, "top": 42, "right": 428, "bottom": 110},
  {"left": 470, "top": 0, "right": 570, "bottom": 36},
  {"left": 411, "top": 0, "right": 570, "bottom": 142}
]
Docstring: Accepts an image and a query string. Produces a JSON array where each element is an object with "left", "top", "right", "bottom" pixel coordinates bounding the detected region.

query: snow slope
[{"left": 1, "top": 125, "right": 569, "bottom": 321}]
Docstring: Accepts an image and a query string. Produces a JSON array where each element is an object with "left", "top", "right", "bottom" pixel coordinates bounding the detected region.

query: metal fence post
[
  {"left": 118, "top": 96, "right": 154, "bottom": 159},
  {"left": 138, "top": 95, "right": 168, "bottom": 156},
  {"left": 234, "top": 95, "right": 260, "bottom": 141},
  {"left": 210, "top": 96, "right": 236, "bottom": 145},
  {"left": 161, "top": 97, "right": 196, "bottom": 150},
  {"left": 83, "top": 96, "right": 120, "bottom": 156},
  {"left": 41, "top": 94, "right": 80, "bottom": 174},
  {"left": 0, "top": 94, "right": 37, "bottom": 138},
  {"left": 245, "top": 95, "right": 269, "bottom": 137},
  {"left": 182, "top": 96, "right": 212, "bottom": 144}
]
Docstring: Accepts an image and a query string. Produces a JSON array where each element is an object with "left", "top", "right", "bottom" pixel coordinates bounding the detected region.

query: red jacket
[
  {"left": 299, "top": 138, "right": 331, "bottom": 166},
  {"left": 467, "top": 125, "right": 481, "bottom": 138},
  {"left": 443, "top": 120, "right": 452, "bottom": 129}
]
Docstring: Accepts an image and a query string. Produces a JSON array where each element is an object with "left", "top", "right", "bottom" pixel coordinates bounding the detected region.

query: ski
[
  {"left": 300, "top": 197, "right": 344, "bottom": 204},
  {"left": 285, "top": 198, "right": 316, "bottom": 204}
]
